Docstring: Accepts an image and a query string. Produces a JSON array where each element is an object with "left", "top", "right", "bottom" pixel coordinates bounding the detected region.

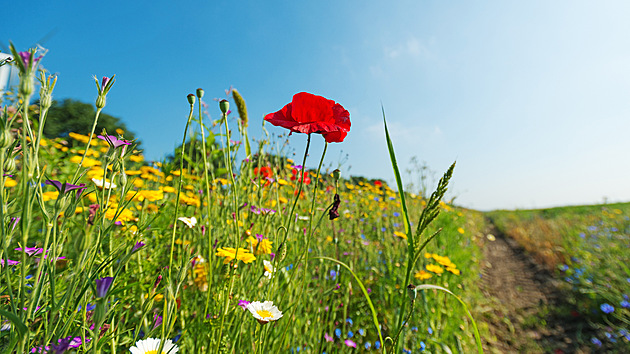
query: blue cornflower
[
  {"left": 402, "top": 349, "right": 411, "bottom": 354},
  {"left": 591, "top": 337, "right": 602, "bottom": 347},
  {"left": 419, "top": 341, "right": 426, "bottom": 351},
  {"left": 428, "top": 326, "right": 433, "bottom": 335},
  {"left": 375, "top": 341, "right": 381, "bottom": 349},
  {"left": 393, "top": 212, "right": 400, "bottom": 217},
  {"left": 364, "top": 342, "right": 371, "bottom": 350},
  {"left": 335, "top": 328, "right": 341, "bottom": 338},
  {"left": 347, "top": 331, "right": 353, "bottom": 338},
  {"left": 621, "top": 300, "right": 630, "bottom": 308},
  {"left": 600, "top": 303, "right": 614, "bottom": 314},
  {"left": 559, "top": 264, "right": 569, "bottom": 272},
  {"left": 346, "top": 317, "right": 353, "bottom": 326},
  {"left": 358, "top": 328, "right": 365, "bottom": 336}
]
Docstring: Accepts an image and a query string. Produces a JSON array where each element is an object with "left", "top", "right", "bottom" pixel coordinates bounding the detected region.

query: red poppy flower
[
  {"left": 290, "top": 168, "right": 311, "bottom": 185},
  {"left": 254, "top": 166, "right": 273, "bottom": 179},
  {"left": 264, "top": 92, "right": 350, "bottom": 143}
]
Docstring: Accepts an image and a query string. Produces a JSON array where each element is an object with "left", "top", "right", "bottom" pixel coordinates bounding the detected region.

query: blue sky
[{"left": 3, "top": 1, "right": 630, "bottom": 210}]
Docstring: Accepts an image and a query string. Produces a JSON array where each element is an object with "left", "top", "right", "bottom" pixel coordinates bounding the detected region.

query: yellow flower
[
  {"left": 127, "top": 190, "right": 164, "bottom": 202},
  {"left": 179, "top": 194, "right": 201, "bottom": 207},
  {"left": 246, "top": 236, "right": 273, "bottom": 255},
  {"left": 446, "top": 267, "right": 460, "bottom": 275},
  {"left": 42, "top": 191, "right": 59, "bottom": 201},
  {"left": 414, "top": 270, "right": 432, "bottom": 280},
  {"left": 104, "top": 207, "right": 136, "bottom": 224},
  {"left": 4, "top": 178, "right": 17, "bottom": 188},
  {"left": 161, "top": 186, "right": 176, "bottom": 193},
  {"left": 394, "top": 231, "right": 407, "bottom": 240},
  {"left": 457, "top": 227, "right": 465, "bottom": 234},
  {"left": 70, "top": 155, "right": 101, "bottom": 167},
  {"left": 277, "top": 178, "right": 289, "bottom": 186},
  {"left": 426, "top": 264, "right": 444, "bottom": 274},
  {"left": 215, "top": 247, "right": 256, "bottom": 264},
  {"left": 191, "top": 256, "right": 208, "bottom": 291},
  {"left": 68, "top": 132, "right": 90, "bottom": 144},
  {"left": 129, "top": 154, "right": 144, "bottom": 162}
]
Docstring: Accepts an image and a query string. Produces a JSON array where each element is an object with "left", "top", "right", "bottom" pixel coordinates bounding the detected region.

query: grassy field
[
  {"left": 0, "top": 45, "right": 493, "bottom": 353},
  {"left": 2, "top": 44, "right": 629, "bottom": 354},
  {"left": 488, "top": 203, "right": 630, "bottom": 351}
]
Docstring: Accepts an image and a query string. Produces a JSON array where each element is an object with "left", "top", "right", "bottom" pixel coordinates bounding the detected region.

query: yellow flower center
[{"left": 256, "top": 309, "right": 273, "bottom": 318}]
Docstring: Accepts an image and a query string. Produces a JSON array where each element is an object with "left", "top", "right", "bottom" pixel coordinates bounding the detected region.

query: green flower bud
[
  {"left": 40, "top": 94, "right": 52, "bottom": 110},
  {"left": 219, "top": 99, "right": 229, "bottom": 114},
  {"left": 96, "top": 95, "right": 106, "bottom": 109},
  {"left": 119, "top": 171, "right": 128, "bottom": 186},
  {"left": 196, "top": 88, "right": 204, "bottom": 98},
  {"left": 19, "top": 76, "right": 34, "bottom": 97},
  {"left": 332, "top": 169, "right": 340, "bottom": 181},
  {"left": 187, "top": 94, "right": 196, "bottom": 105},
  {"left": 3, "top": 158, "right": 16, "bottom": 173},
  {"left": 0, "top": 129, "right": 13, "bottom": 149}
]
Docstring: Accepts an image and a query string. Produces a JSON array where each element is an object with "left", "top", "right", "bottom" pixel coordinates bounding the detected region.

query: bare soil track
[{"left": 479, "top": 219, "right": 594, "bottom": 354}]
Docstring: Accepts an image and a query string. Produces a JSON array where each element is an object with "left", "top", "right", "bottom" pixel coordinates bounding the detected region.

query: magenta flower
[
  {"left": 344, "top": 339, "right": 357, "bottom": 348},
  {"left": 238, "top": 300, "right": 251, "bottom": 310},
  {"left": 324, "top": 332, "right": 334, "bottom": 342},
  {"left": 153, "top": 314, "right": 163, "bottom": 329},
  {"left": 97, "top": 135, "right": 132, "bottom": 149},
  {"left": 45, "top": 179, "right": 87, "bottom": 199},
  {"left": 15, "top": 246, "right": 44, "bottom": 256},
  {"left": 95, "top": 277, "right": 114, "bottom": 298},
  {"left": 132, "top": 241, "right": 145, "bottom": 252},
  {"left": 0, "top": 258, "right": 19, "bottom": 267},
  {"left": 18, "top": 51, "right": 42, "bottom": 70}
]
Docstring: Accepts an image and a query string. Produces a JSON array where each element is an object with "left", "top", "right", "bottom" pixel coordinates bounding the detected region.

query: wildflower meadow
[{"left": 0, "top": 43, "right": 628, "bottom": 354}]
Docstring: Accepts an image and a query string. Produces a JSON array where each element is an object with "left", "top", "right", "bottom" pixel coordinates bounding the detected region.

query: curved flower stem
[
  {"left": 276, "top": 141, "right": 327, "bottom": 349},
  {"left": 197, "top": 99, "right": 215, "bottom": 317},
  {"left": 216, "top": 106, "right": 242, "bottom": 353},
  {"left": 163, "top": 100, "right": 195, "bottom": 343},
  {"left": 71, "top": 107, "right": 103, "bottom": 184},
  {"left": 267, "top": 134, "right": 311, "bottom": 300}
]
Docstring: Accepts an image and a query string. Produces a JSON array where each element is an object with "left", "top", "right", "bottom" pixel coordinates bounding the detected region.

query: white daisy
[
  {"left": 246, "top": 300, "right": 283, "bottom": 324},
  {"left": 177, "top": 216, "right": 197, "bottom": 228},
  {"left": 91, "top": 177, "right": 117, "bottom": 189},
  {"left": 263, "top": 260, "right": 275, "bottom": 279},
  {"left": 129, "top": 337, "right": 179, "bottom": 354}
]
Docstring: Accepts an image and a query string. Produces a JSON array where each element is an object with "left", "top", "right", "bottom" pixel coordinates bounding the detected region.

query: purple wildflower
[
  {"left": 95, "top": 277, "right": 114, "bottom": 298},
  {"left": 153, "top": 314, "right": 163, "bottom": 329},
  {"left": 50, "top": 336, "right": 72, "bottom": 354},
  {"left": 45, "top": 179, "right": 87, "bottom": 199},
  {"left": 18, "top": 51, "right": 42, "bottom": 70},
  {"left": 238, "top": 300, "right": 251, "bottom": 310},
  {"left": 0, "top": 258, "right": 19, "bottom": 267},
  {"left": 132, "top": 241, "right": 145, "bottom": 252},
  {"left": 15, "top": 247, "right": 44, "bottom": 256},
  {"left": 344, "top": 339, "right": 357, "bottom": 348},
  {"left": 324, "top": 332, "right": 333, "bottom": 342},
  {"left": 10, "top": 217, "right": 20, "bottom": 231},
  {"left": 97, "top": 135, "right": 132, "bottom": 149}
]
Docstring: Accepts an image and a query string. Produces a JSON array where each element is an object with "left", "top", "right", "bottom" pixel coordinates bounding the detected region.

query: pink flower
[{"left": 344, "top": 339, "right": 357, "bottom": 348}]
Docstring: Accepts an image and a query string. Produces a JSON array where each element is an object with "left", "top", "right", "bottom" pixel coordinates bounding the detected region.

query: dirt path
[{"left": 479, "top": 219, "right": 592, "bottom": 353}]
